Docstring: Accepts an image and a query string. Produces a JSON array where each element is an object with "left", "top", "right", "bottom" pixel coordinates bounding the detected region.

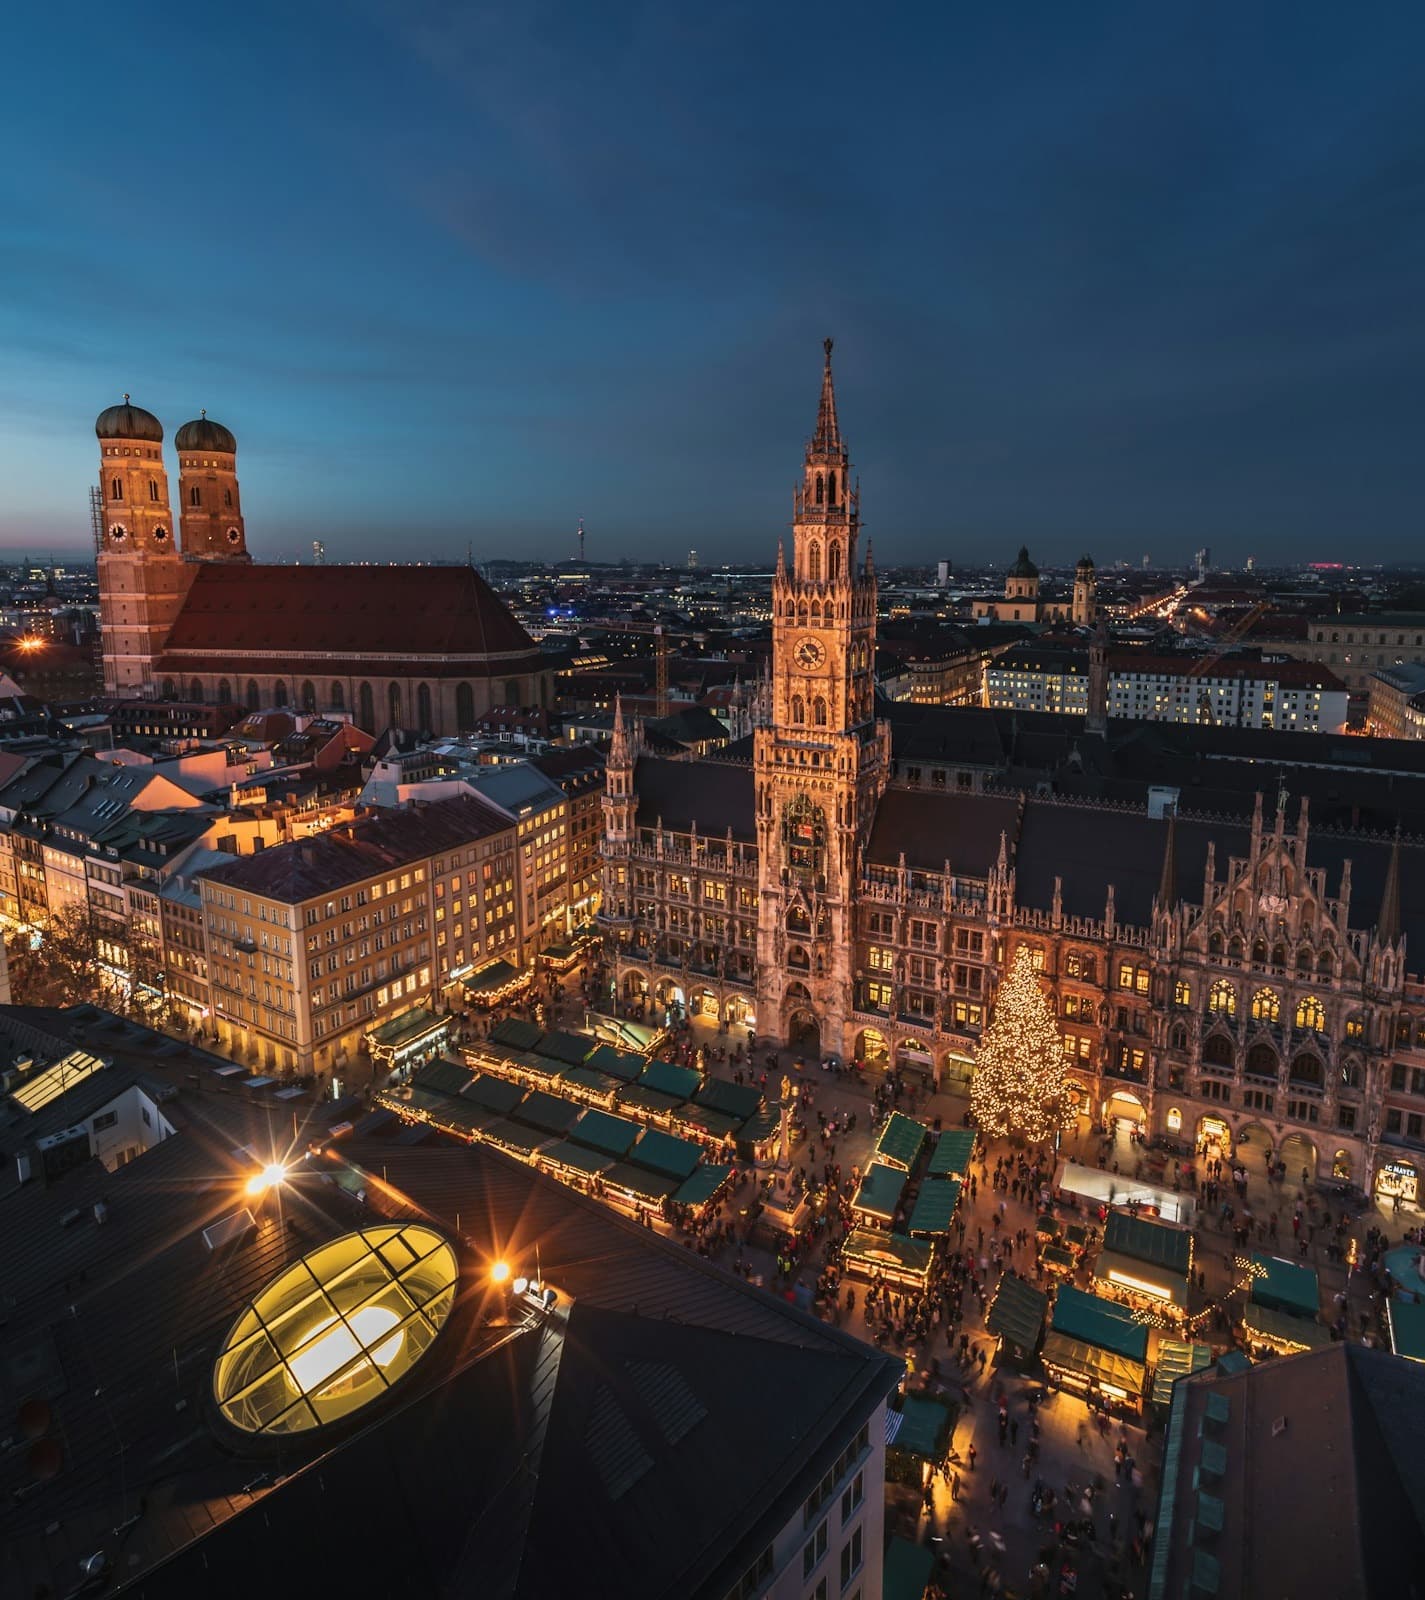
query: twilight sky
[{"left": 2, "top": 1, "right": 1423, "bottom": 567}]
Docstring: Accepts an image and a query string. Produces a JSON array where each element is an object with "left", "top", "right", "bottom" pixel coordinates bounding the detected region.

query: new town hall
[{"left": 600, "top": 344, "right": 1425, "bottom": 1203}]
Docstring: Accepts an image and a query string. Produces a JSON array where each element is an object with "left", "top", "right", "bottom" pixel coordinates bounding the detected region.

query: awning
[
  {"left": 602, "top": 1161, "right": 679, "bottom": 1202},
  {"left": 534, "top": 1029, "right": 597, "bottom": 1067},
  {"left": 489, "top": 1017, "right": 543, "bottom": 1050},
  {"left": 629, "top": 1128, "right": 703, "bottom": 1180},
  {"left": 853, "top": 1162, "right": 908, "bottom": 1222},
  {"left": 1103, "top": 1211, "right": 1194, "bottom": 1275},
  {"left": 557, "top": 1064, "right": 618, "bottom": 1097},
  {"left": 1388, "top": 1296, "right": 1425, "bottom": 1362},
  {"left": 460, "top": 1074, "right": 526, "bottom": 1115},
  {"left": 673, "top": 1163, "right": 732, "bottom": 1209},
  {"left": 1241, "top": 1301, "right": 1331, "bottom": 1351},
  {"left": 906, "top": 1178, "right": 962, "bottom": 1236},
  {"left": 1041, "top": 1330, "right": 1147, "bottom": 1396},
  {"left": 639, "top": 1058, "right": 700, "bottom": 1100},
  {"left": 480, "top": 1119, "right": 553, "bottom": 1157},
  {"left": 669, "top": 1103, "right": 742, "bottom": 1141},
  {"left": 888, "top": 1395, "right": 953, "bottom": 1461},
  {"left": 1249, "top": 1254, "right": 1320, "bottom": 1319},
  {"left": 464, "top": 959, "right": 524, "bottom": 994},
  {"left": 1041, "top": 1243, "right": 1077, "bottom": 1271},
  {"left": 538, "top": 1139, "right": 615, "bottom": 1178},
  {"left": 615, "top": 1084, "right": 684, "bottom": 1118},
  {"left": 570, "top": 1108, "right": 640, "bottom": 1158},
  {"left": 583, "top": 1043, "right": 645, "bottom": 1082},
  {"left": 425, "top": 1098, "right": 492, "bottom": 1138},
  {"left": 366, "top": 1006, "right": 450, "bottom": 1057},
  {"left": 883, "top": 1536, "right": 935, "bottom": 1600},
  {"left": 1050, "top": 1285, "right": 1149, "bottom": 1362},
  {"left": 512, "top": 1089, "right": 581, "bottom": 1136},
  {"left": 987, "top": 1273, "right": 1048, "bottom": 1352},
  {"left": 1150, "top": 1340, "right": 1213, "bottom": 1407},
  {"left": 694, "top": 1077, "right": 763, "bottom": 1121},
  {"left": 927, "top": 1128, "right": 975, "bottom": 1179},
  {"left": 413, "top": 1058, "right": 473, "bottom": 1097},
  {"left": 841, "top": 1228, "right": 932, "bottom": 1282},
  {"left": 1095, "top": 1249, "right": 1188, "bottom": 1308},
  {"left": 874, "top": 1111, "right": 928, "bottom": 1172}
]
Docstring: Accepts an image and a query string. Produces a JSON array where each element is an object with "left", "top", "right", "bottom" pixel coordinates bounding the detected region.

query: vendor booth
[
  {"left": 1150, "top": 1339, "right": 1213, "bottom": 1411},
  {"left": 1388, "top": 1297, "right": 1425, "bottom": 1364},
  {"left": 927, "top": 1127, "right": 976, "bottom": 1180},
  {"left": 1042, "top": 1284, "right": 1149, "bottom": 1409},
  {"left": 1054, "top": 1159, "right": 1195, "bottom": 1224},
  {"left": 853, "top": 1162, "right": 909, "bottom": 1227},
  {"left": 987, "top": 1273, "right": 1048, "bottom": 1365},
  {"left": 874, "top": 1111, "right": 929, "bottom": 1172},
  {"left": 462, "top": 958, "right": 530, "bottom": 1008},
  {"left": 1240, "top": 1253, "right": 1326, "bottom": 1355},
  {"left": 906, "top": 1178, "right": 962, "bottom": 1238},
  {"left": 841, "top": 1228, "right": 933, "bottom": 1290},
  {"left": 1093, "top": 1211, "right": 1194, "bottom": 1319},
  {"left": 365, "top": 1007, "right": 454, "bottom": 1074}
]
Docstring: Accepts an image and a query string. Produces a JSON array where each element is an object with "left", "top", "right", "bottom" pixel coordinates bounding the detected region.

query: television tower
[{"left": 577, "top": 518, "right": 586, "bottom": 564}]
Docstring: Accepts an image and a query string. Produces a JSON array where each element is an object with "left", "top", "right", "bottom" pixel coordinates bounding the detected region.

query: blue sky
[{"left": 2, "top": 1, "right": 1423, "bottom": 566}]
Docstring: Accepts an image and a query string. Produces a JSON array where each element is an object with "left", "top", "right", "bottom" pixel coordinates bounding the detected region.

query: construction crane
[
  {"left": 1187, "top": 598, "right": 1272, "bottom": 725},
  {"left": 654, "top": 625, "right": 669, "bottom": 719}
]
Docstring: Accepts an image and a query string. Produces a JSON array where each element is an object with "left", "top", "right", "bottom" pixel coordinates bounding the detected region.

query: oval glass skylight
[{"left": 213, "top": 1223, "right": 458, "bottom": 1435}]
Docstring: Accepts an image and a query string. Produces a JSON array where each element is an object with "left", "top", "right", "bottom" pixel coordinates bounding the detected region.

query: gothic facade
[{"left": 599, "top": 346, "right": 1425, "bottom": 1199}]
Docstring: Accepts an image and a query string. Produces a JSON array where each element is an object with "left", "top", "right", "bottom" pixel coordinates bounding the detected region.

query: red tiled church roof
[{"left": 158, "top": 563, "right": 541, "bottom": 676}]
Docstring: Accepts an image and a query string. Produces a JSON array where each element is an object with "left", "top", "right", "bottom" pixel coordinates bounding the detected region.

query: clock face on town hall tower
[{"left": 793, "top": 635, "right": 826, "bottom": 670}]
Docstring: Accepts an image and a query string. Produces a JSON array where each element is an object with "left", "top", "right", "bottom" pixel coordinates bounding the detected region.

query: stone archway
[
  {"left": 855, "top": 1027, "right": 890, "bottom": 1065},
  {"left": 724, "top": 994, "right": 755, "bottom": 1027},
  {"left": 1102, "top": 1088, "right": 1146, "bottom": 1130},
  {"left": 787, "top": 1008, "right": 820, "bottom": 1060},
  {"left": 1232, "top": 1119, "right": 1275, "bottom": 1182},
  {"left": 1279, "top": 1131, "right": 1318, "bottom": 1184}
]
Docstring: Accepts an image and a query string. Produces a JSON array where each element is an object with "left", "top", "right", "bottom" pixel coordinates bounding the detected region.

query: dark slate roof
[
  {"left": 634, "top": 756, "right": 756, "bottom": 841},
  {"left": 866, "top": 787, "right": 1021, "bottom": 873}
]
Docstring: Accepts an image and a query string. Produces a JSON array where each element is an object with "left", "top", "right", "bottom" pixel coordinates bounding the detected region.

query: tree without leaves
[
  {"left": 4, "top": 903, "right": 103, "bottom": 1008},
  {"left": 970, "top": 945, "right": 1078, "bottom": 1145}
]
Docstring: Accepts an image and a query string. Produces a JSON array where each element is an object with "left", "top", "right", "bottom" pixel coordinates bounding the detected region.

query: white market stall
[{"left": 1052, "top": 1160, "right": 1195, "bottom": 1226}]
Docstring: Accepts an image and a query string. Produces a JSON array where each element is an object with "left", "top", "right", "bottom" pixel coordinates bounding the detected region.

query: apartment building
[{"left": 199, "top": 793, "right": 518, "bottom": 1075}]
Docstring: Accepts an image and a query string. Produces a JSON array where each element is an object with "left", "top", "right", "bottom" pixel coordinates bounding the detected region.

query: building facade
[
  {"left": 599, "top": 346, "right": 1422, "bottom": 1202},
  {"left": 971, "top": 549, "right": 1096, "bottom": 624},
  {"left": 1297, "top": 613, "right": 1425, "bottom": 709}
]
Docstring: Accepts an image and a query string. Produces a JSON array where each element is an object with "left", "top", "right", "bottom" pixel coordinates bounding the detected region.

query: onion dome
[
  {"left": 95, "top": 395, "right": 163, "bottom": 443},
  {"left": 1077, "top": 553, "right": 1095, "bottom": 570},
  {"left": 1008, "top": 545, "right": 1039, "bottom": 578},
  {"left": 174, "top": 410, "right": 237, "bottom": 453}
]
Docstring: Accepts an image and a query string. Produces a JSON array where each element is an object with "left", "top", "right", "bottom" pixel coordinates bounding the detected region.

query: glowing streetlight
[
  {"left": 245, "top": 1161, "right": 288, "bottom": 1198},
  {"left": 490, "top": 1259, "right": 512, "bottom": 1285}
]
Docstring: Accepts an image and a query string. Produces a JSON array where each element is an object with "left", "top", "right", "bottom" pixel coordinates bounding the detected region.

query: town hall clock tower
[{"left": 754, "top": 341, "right": 890, "bottom": 1054}]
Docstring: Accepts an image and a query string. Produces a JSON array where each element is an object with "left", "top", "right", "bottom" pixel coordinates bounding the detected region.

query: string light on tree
[{"left": 969, "top": 946, "right": 1079, "bottom": 1145}]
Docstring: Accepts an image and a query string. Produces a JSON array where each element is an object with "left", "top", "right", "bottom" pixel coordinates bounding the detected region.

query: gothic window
[
  {"left": 791, "top": 695, "right": 804, "bottom": 724},
  {"left": 417, "top": 683, "right": 433, "bottom": 729},
  {"left": 1252, "top": 939, "right": 1267, "bottom": 964},
  {"left": 786, "top": 906, "right": 810, "bottom": 935},
  {"left": 1228, "top": 937, "right": 1244, "bottom": 961},
  {"left": 1344, "top": 1013, "right": 1364, "bottom": 1041},
  {"left": 358, "top": 682, "right": 375, "bottom": 730},
  {"left": 504, "top": 678, "right": 520, "bottom": 706},
  {"left": 189, "top": 678, "right": 203, "bottom": 702},
  {"left": 1290, "top": 1053, "right": 1322, "bottom": 1085},
  {"left": 246, "top": 678, "right": 260, "bottom": 709},
  {"left": 1208, "top": 979, "right": 1236, "bottom": 1016},
  {"left": 1204, "top": 1033, "right": 1234, "bottom": 1065},
  {"left": 456, "top": 682, "right": 475, "bottom": 730},
  {"left": 813, "top": 697, "right": 828, "bottom": 726},
  {"left": 1271, "top": 944, "right": 1286, "bottom": 968},
  {"left": 1296, "top": 994, "right": 1325, "bottom": 1031},
  {"left": 829, "top": 541, "right": 841, "bottom": 580},
  {"left": 160, "top": 678, "right": 176, "bottom": 700},
  {"left": 811, "top": 600, "right": 821, "bottom": 622},
  {"left": 1251, "top": 987, "right": 1280, "bottom": 1022},
  {"left": 388, "top": 682, "right": 403, "bottom": 725},
  {"left": 148, "top": 480, "right": 159, "bottom": 502},
  {"left": 787, "top": 945, "right": 810, "bottom": 971},
  {"left": 798, "top": 603, "right": 808, "bottom": 626},
  {"left": 814, "top": 474, "right": 824, "bottom": 505},
  {"left": 1296, "top": 946, "right": 1313, "bottom": 973},
  {"left": 300, "top": 680, "right": 316, "bottom": 712},
  {"left": 1317, "top": 951, "right": 1333, "bottom": 975},
  {"left": 1208, "top": 931, "right": 1223, "bottom": 955},
  {"left": 217, "top": 679, "right": 232, "bottom": 706},
  {"left": 224, "top": 489, "right": 233, "bottom": 507},
  {"left": 1169, "top": 1022, "right": 1188, "bottom": 1051},
  {"left": 273, "top": 680, "right": 288, "bottom": 707},
  {"left": 1173, "top": 979, "right": 1191, "bottom": 1008},
  {"left": 330, "top": 681, "right": 344, "bottom": 711},
  {"left": 1247, "top": 1042, "right": 1278, "bottom": 1076},
  {"left": 189, "top": 486, "right": 201, "bottom": 507},
  {"left": 110, "top": 477, "right": 123, "bottom": 501},
  {"left": 828, "top": 470, "right": 838, "bottom": 505},
  {"left": 809, "top": 543, "right": 822, "bottom": 582}
]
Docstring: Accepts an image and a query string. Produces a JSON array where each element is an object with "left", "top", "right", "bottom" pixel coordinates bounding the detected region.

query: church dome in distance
[
  {"left": 1077, "top": 553, "right": 1095, "bottom": 569},
  {"left": 95, "top": 396, "right": 163, "bottom": 443},
  {"left": 1008, "top": 545, "right": 1039, "bottom": 578},
  {"left": 175, "top": 411, "right": 237, "bottom": 454}
]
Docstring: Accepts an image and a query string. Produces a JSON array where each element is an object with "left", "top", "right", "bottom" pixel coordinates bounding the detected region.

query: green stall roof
[
  {"left": 464, "top": 958, "right": 521, "bottom": 993},
  {"left": 489, "top": 1017, "right": 543, "bottom": 1050},
  {"left": 557, "top": 1064, "right": 618, "bottom": 1096},
  {"left": 630, "top": 1128, "right": 703, "bottom": 1180},
  {"left": 538, "top": 1139, "right": 615, "bottom": 1177},
  {"left": 1042, "top": 1330, "right": 1146, "bottom": 1395},
  {"left": 1242, "top": 1301, "right": 1331, "bottom": 1350},
  {"left": 842, "top": 1228, "right": 932, "bottom": 1278},
  {"left": 602, "top": 1161, "right": 679, "bottom": 1202},
  {"left": 582, "top": 1044, "right": 645, "bottom": 1082},
  {"left": 1214, "top": 1350, "right": 1251, "bottom": 1377},
  {"left": 927, "top": 1128, "right": 976, "bottom": 1179},
  {"left": 460, "top": 1074, "right": 527, "bottom": 1116},
  {"left": 513, "top": 1089, "right": 581, "bottom": 1136},
  {"left": 854, "top": 1162, "right": 909, "bottom": 1222},
  {"left": 988, "top": 1273, "right": 1048, "bottom": 1351},
  {"left": 1389, "top": 1296, "right": 1425, "bottom": 1363},
  {"left": 570, "top": 1108, "right": 641, "bottom": 1158},
  {"left": 739, "top": 1108, "right": 780, "bottom": 1147},
  {"left": 639, "top": 1058, "right": 701, "bottom": 1100},
  {"left": 888, "top": 1394, "right": 953, "bottom": 1461},
  {"left": 535, "top": 1028, "right": 598, "bottom": 1067},
  {"left": 674, "top": 1163, "right": 732, "bottom": 1209},
  {"left": 480, "top": 1119, "right": 553, "bottom": 1157},
  {"left": 411, "top": 1057, "right": 472, "bottom": 1097},
  {"left": 1249, "top": 1253, "right": 1320, "bottom": 1319},
  {"left": 1150, "top": 1340, "right": 1213, "bottom": 1407},
  {"left": 670, "top": 1103, "right": 742, "bottom": 1141},
  {"left": 615, "top": 1084, "right": 685, "bottom": 1118},
  {"left": 874, "top": 1111, "right": 929, "bottom": 1171},
  {"left": 695, "top": 1077, "right": 763, "bottom": 1121},
  {"left": 1104, "top": 1211, "right": 1193, "bottom": 1276},
  {"left": 883, "top": 1535, "right": 935, "bottom": 1600},
  {"left": 1050, "top": 1285, "right": 1150, "bottom": 1363},
  {"left": 906, "top": 1178, "right": 962, "bottom": 1237},
  {"left": 424, "top": 1097, "right": 491, "bottom": 1137}
]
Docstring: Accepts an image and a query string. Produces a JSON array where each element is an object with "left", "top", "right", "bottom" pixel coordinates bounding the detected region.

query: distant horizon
[{"left": 4, "top": 3, "right": 1423, "bottom": 566}]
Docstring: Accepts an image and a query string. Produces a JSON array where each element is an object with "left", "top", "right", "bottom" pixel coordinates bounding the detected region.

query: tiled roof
[
  {"left": 158, "top": 563, "right": 543, "bottom": 675},
  {"left": 633, "top": 756, "right": 756, "bottom": 840}
]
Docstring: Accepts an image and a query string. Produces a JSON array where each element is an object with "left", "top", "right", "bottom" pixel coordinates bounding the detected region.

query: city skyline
[{"left": 3, "top": 3, "right": 1424, "bottom": 565}]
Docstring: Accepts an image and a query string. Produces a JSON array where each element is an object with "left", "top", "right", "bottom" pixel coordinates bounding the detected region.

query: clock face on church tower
[{"left": 793, "top": 635, "right": 826, "bottom": 671}]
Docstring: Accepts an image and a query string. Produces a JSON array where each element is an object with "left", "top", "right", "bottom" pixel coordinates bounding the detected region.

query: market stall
[
  {"left": 853, "top": 1161, "right": 909, "bottom": 1227},
  {"left": 927, "top": 1127, "right": 976, "bottom": 1181},
  {"left": 1093, "top": 1211, "right": 1195, "bottom": 1319},
  {"left": 874, "top": 1111, "right": 929, "bottom": 1172},
  {"left": 987, "top": 1272, "right": 1048, "bottom": 1365},
  {"left": 1042, "top": 1284, "right": 1150, "bottom": 1409},
  {"left": 462, "top": 958, "right": 530, "bottom": 1009},
  {"left": 1240, "top": 1253, "right": 1326, "bottom": 1355},
  {"left": 906, "top": 1177, "right": 962, "bottom": 1238},
  {"left": 1053, "top": 1160, "right": 1195, "bottom": 1225},
  {"left": 1150, "top": 1339, "right": 1213, "bottom": 1411},
  {"left": 841, "top": 1227, "right": 933, "bottom": 1290},
  {"left": 365, "top": 1007, "right": 454, "bottom": 1075},
  {"left": 1388, "top": 1297, "right": 1425, "bottom": 1363}
]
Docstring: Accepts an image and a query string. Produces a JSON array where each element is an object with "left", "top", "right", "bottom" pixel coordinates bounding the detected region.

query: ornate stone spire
[
  {"left": 610, "top": 692, "right": 629, "bottom": 767},
  {"left": 811, "top": 336, "right": 841, "bottom": 456},
  {"left": 1379, "top": 828, "right": 1402, "bottom": 944},
  {"left": 1157, "top": 809, "right": 1178, "bottom": 909}
]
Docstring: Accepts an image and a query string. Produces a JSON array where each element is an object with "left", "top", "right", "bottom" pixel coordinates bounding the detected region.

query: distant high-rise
[
  {"left": 937, "top": 558, "right": 953, "bottom": 587},
  {"left": 1195, "top": 546, "right": 1212, "bottom": 579},
  {"left": 687, "top": 548, "right": 698, "bottom": 570}
]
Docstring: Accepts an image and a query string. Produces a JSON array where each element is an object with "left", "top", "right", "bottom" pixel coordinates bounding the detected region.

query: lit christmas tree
[{"left": 970, "top": 946, "right": 1078, "bottom": 1145}]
